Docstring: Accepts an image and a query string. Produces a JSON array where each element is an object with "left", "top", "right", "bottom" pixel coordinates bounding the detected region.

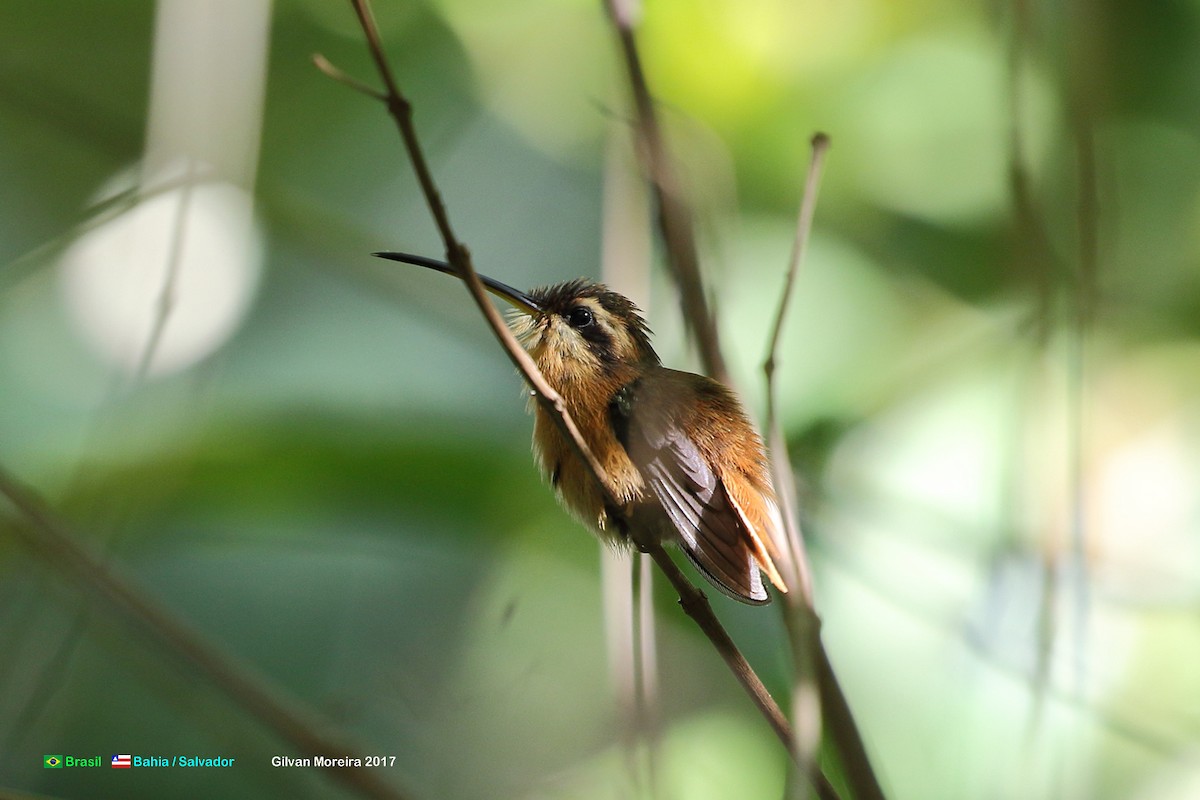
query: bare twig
[
  {"left": 332, "top": 0, "right": 814, "bottom": 778},
  {"left": 764, "top": 132, "right": 830, "bottom": 604},
  {"left": 132, "top": 158, "right": 196, "bottom": 381},
  {"left": 763, "top": 134, "right": 829, "bottom": 798},
  {"left": 343, "top": 0, "right": 612, "bottom": 502},
  {"left": 646, "top": 547, "right": 838, "bottom": 800},
  {"left": 313, "top": 53, "right": 386, "bottom": 101},
  {"left": 636, "top": 551, "right": 660, "bottom": 751},
  {"left": 601, "top": 130, "right": 660, "bottom": 793},
  {"left": 0, "top": 167, "right": 218, "bottom": 296},
  {"left": 602, "top": 0, "right": 728, "bottom": 385},
  {"left": 761, "top": 134, "right": 886, "bottom": 800},
  {"left": 0, "top": 466, "right": 412, "bottom": 800}
]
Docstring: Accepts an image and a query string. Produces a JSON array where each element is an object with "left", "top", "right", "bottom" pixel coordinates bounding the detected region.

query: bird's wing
[{"left": 614, "top": 382, "right": 770, "bottom": 604}]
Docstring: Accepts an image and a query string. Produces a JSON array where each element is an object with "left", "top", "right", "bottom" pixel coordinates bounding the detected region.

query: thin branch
[
  {"left": 761, "top": 134, "right": 887, "bottom": 800},
  {"left": 646, "top": 547, "right": 838, "bottom": 800},
  {"left": 763, "top": 134, "right": 830, "bottom": 794},
  {"left": 1066, "top": 94, "right": 1098, "bottom": 698},
  {"left": 636, "top": 551, "right": 661, "bottom": 753},
  {"left": 132, "top": 158, "right": 196, "bottom": 381},
  {"left": 764, "top": 133, "right": 831, "bottom": 392},
  {"left": 0, "top": 466, "right": 412, "bottom": 800},
  {"left": 312, "top": 53, "right": 386, "bottom": 101},
  {"left": 764, "top": 132, "right": 830, "bottom": 604},
  {"left": 602, "top": 0, "right": 728, "bottom": 385},
  {"left": 342, "top": 0, "right": 612, "bottom": 501},
  {"left": 0, "top": 167, "right": 217, "bottom": 296},
  {"left": 333, "top": 0, "right": 816, "bottom": 779},
  {"left": 601, "top": 128, "right": 660, "bottom": 793}
]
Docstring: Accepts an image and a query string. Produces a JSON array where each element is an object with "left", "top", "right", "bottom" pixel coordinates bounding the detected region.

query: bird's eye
[{"left": 566, "top": 306, "right": 594, "bottom": 329}]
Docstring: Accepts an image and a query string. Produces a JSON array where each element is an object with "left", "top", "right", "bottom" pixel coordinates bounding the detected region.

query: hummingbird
[{"left": 377, "top": 252, "right": 789, "bottom": 604}]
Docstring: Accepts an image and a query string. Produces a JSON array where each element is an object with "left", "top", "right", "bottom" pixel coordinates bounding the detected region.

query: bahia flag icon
[{"left": 111, "top": 754, "right": 132, "bottom": 769}]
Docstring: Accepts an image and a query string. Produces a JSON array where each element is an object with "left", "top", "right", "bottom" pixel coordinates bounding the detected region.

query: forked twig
[
  {"left": 329, "top": 0, "right": 814, "bottom": 782},
  {"left": 313, "top": 53, "right": 385, "bottom": 102}
]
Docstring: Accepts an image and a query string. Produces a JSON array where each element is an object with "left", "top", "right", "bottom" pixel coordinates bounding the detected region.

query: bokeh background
[{"left": 2, "top": 0, "right": 1199, "bottom": 798}]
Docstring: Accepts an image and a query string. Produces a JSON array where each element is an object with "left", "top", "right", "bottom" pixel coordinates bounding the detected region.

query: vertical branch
[
  {"left": 132, "top": 158, "right": 196, "bottom": 381},
  {"left": 602, "top": 0, "right": 729, "bottom": 385},
  {"left": 636, "top": 551, "right": 661, "bottom": 745},
  {"left": 601, "top": 122, "right": 661, "bottom": 793},
  {"left": 1065, "top": 18, "right": 1100, "bottom": 702},
  {"left": 1004, "top": 0, "right": 1059, "bottom": 736},
  {"left": 601, "top": 548, "right": 637, "bottom": 732}
]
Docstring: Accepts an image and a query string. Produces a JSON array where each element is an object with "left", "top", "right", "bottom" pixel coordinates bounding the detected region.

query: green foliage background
[{"left": 2, "top": 1, "right": 1199, "bottom": 798}]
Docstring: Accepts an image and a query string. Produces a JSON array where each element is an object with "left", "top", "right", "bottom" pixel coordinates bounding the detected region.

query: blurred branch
[
  {"left": 0, "top": 465, "right": 413, "bottom": 800},
  {"left": 600, "top": 130, "right": 660, "bottom": 793},
  {"left": 0, "top": 167, "right": 217, "bottom": 296},
  {"left": 131, "top": 158, "right": 195, "bottom": 382},
  {"left": 602, "top": 0, "right": 728, "bottom": 385},
  {"left": 325, "top": 0, "right": 819, "bottom": 781},
  {"left": 1006, "top": 0, "right": 1099, "bottom": 732},
  {"left": 1063, "top": 10, "right": 1100, "bottom": 717},
  {"left": 636, "top": 551, "right": 660, "bottom": 755},
  {"left": 819, "top": 526, "right": 1193, "bottom": 758}
]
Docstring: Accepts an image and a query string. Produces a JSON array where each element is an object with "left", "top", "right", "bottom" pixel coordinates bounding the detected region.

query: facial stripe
[
  {"left": 569, "top": 298, "right": 616, "bottom": 362},
  {"left": 517, "top": 279, "right": 661, "bottom": 370}
]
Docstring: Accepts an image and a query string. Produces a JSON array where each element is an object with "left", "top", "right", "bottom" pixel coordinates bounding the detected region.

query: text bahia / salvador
[{"left": 132, "top": 755, "right": 236, "bottom": 767}]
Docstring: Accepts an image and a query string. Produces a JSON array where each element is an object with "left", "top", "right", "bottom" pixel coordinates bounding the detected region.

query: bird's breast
[{"left": 530, "top": 388, "right": 644, "bottom": 540}]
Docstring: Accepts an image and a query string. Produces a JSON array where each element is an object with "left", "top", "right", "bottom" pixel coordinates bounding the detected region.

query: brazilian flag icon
[{"left": 44, "top": 755, "right": 63, "bottom": 768}]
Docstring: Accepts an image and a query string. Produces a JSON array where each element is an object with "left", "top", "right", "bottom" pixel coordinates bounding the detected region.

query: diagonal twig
[
  {"left": 342, "top": 0, "right": 610, "bottom": 496},
  {"left": 313, "top": 53, "right": 386, "bottom": 102}
]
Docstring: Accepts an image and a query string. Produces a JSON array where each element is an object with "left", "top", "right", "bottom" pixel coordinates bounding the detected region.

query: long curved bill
[{"left": 374, "top": 251, "right": 540, "bottom": 315}]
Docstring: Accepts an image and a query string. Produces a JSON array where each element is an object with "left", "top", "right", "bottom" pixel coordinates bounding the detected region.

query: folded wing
[{"left": 613, "top": 377, "right": 775, "bottom": 604}]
